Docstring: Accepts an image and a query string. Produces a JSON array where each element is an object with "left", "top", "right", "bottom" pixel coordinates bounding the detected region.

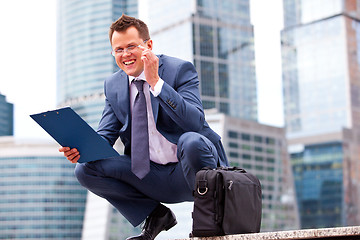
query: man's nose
[{"left": 123, "top": 49, "right": 132, "bottom": 57}]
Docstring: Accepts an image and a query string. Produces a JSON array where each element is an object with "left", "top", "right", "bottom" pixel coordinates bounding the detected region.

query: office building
[
  {"left": 205, "top": 110, "right": 299, "bottom": 231},
  {"left": 57, "top": 0, "right": 138, "bottom": 128},
  {"left": 288, "top": 129, "right": 360, "bottom": 228},
  {"left": 0, "top": 137, "right": 88, "bottom": 239},
  {"left": 0, "top": 93, "right": 13, "bottom": 136},
  {"left": 143, "top": 0, "right": 258, "bottom": 120},
  {"left": 281, "top": 0, "right": 360, "bottom": 228}
]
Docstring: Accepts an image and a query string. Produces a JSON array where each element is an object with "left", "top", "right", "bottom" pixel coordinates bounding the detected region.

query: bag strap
[
  {"left": 196, "top": 169, "right": 210, "bottom": 195},
  {"left": 216, "top": 166, "right": 247, "bottom": 173}
]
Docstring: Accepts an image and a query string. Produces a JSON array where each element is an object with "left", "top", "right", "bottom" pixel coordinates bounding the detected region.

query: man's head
[
  {"left": 109, "top": 14, "right": 152, "bottom": 77},
  {"left": 109, "top": 14, "right": 150, "bottom": 42}
]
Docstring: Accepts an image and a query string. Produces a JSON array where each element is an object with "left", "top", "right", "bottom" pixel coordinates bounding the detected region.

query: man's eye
[
  {"left": 127, "top": 45, "right": 136, "bottom": 50},
  {"left": 116, "top": 49, "right": 124, "bottom": 53}
]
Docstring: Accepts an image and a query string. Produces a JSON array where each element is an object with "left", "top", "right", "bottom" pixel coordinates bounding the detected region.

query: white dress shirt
[{"left": 129, "top": 72, "right": 178, "bottom": 165}]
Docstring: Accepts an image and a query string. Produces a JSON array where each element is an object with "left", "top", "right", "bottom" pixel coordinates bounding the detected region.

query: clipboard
[{"left": 30, "top": 107, "right": 120, "bottom": 163}]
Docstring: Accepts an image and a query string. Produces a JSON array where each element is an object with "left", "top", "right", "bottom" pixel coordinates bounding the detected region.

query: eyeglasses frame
[{"left": 111, "top": 39, "right": 150, "bottom": 57}]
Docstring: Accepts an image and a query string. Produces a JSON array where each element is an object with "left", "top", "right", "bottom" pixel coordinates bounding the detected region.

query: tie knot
[{"left": 133, "top": 80, "right": 145, "bottom": 92}]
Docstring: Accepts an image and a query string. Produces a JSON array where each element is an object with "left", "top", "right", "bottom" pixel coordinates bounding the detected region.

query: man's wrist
[{"left": 150, "top": 78, "right": 164, "bottom": 97}]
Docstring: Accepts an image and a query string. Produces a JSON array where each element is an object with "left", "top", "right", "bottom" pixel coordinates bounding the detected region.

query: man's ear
[{"left": 146, "top": 39, "right": 153, "bottom": 50}]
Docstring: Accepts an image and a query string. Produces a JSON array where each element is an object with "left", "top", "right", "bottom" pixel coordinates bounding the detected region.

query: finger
[
  {"left": 67, "top": 151, "right": 79, "bottom": 161},
  {"left": 64, "top": 148, "right": 78, "bottom": 158},
  {"left": 70, "top": 155, "right": 80, "bottom": 164},
  {"left": 59, "top": 147, "right": 70, "bottom": 152},
  {"left": 66, "top": 151, "right": 80, "bottom": 160},
  {"left": 141, "top": 52, "right": 157, "bottom": 64},
  {"left": 68, "top": 149, "right": 79, "bottom": 158}
]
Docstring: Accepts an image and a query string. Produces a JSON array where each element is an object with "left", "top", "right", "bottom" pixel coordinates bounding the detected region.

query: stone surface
[{"left": 175, "top": 226, "right": 360, "bottom": 240}]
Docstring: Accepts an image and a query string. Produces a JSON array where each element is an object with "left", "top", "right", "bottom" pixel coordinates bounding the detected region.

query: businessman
[{"left": 60, "top": 14, "right": 228, "bottom": 240}]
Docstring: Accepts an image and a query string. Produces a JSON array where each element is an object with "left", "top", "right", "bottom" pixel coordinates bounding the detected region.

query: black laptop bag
[{"left": 190, "top": 167, "right": 262, "bottom": 237}]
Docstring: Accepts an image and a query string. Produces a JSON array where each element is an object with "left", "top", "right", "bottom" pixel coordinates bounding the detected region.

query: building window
[
  {"left": 228, "top": 131, "right": 238, "bottom": 139},
  {"left": 229, "top": 152, "right": 239, "bottom": 158},
  {"left": 266, "top": 137, "right": 276, "bottom": 145},
  {"left": 254, "top": 135, "right": 262, "bottom": 143},
  {"left": 241, "top": 133, "right": 251, "bottom": 141},
  {"left": 220, "top": 102, "right": 229, "bottom": 114},
  {"left": 219, "top": 63, "right": 229, "bottom": 97},
  {"left": 199, "top": 25, "right": 214, "bottom": 57},
  {"left": 266, "top": 148, "right": 275, "bottom": 154},
  {"left": 202, "top": 100, "right": 215, "bottom": 109},
  {"left": 200, "top": 61, "right": 215, "bottom": 96},
  {"left": 242, "top": 144, "right": 251, "bottom": 151},
  {"left": 229, "top": 142, "right": 238, "bottom": 148}
]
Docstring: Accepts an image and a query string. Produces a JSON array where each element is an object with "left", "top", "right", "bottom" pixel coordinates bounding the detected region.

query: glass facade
[
  {"left": 291, "top": 142, "right": 343, "bottom": 229},
  {"left": 147, "top": 0, "right": 257, "bottom": 121},
  {"left": 0, "top": 93, "right": 13, "bottom": 136},
  {"left": 0, "top": 140, "right": 87, "bottom": 239},
  {"left": 57, "top": 0, "right": 137, "bottom": 128},
  {"left": 282, "top": 0, "right": 360, "bottom": 229},
  {"left": 282, "top": 15, "right": 349, "bottom": 138},
  {"left": 195, "top": 0, "right": 257, "bottom": 120},
  {"left": 283, "top": 0, "right": 343, "bottom": 28}
]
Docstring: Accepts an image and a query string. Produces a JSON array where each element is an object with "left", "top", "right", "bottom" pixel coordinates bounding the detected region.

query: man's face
[{"left": 111, "top": 26, "right": 152, "bottom": 77}]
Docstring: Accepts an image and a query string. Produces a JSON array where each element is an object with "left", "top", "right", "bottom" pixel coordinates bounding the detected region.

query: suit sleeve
[
  {"left": 97, "top": 89, "right": 122, "bottom": 146},
  {"left": 157, "top": 61, "right": 205, "bottom": 132}
]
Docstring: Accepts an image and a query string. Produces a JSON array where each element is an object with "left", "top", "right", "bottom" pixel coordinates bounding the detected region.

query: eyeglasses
[{"left": 111, "top": 39, "right": 149, "bottom": 57}]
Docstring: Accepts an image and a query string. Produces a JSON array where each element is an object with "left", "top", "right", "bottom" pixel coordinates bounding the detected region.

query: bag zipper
[{"left": 228, "top": 180, "right": 233, "bottom": 191}]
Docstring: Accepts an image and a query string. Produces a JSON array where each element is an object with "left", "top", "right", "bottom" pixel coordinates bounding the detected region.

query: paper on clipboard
[{"left": 30, "top": 107, "right": 119, "bottom": 163}]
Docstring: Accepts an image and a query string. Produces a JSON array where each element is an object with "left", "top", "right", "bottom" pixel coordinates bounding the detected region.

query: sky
[{"left": 0, "top": 0, "right": 284, "bottom": 139}]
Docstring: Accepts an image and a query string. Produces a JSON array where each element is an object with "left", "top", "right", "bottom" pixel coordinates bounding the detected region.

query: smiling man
[{"left": 59, "top": 14, "right": 228, "bottom": 240}]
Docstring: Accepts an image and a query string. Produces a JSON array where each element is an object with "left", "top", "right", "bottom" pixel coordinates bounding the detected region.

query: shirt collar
[{"left": 129, "top": 71, "right": 146, "bottom": 85}]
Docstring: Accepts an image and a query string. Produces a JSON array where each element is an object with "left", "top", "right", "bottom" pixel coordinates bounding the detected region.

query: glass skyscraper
[
  {"left": 145, "top": 0, "right": 258, "bottom": 120},
  {"left": 282, "top": 0, "right": 360, "bottom": 228},
  {"left": 0, "top": 138, "right": 88, "bottom": 239},
  {"left": 291, "top": 142, "right": 343, "bottom": 228},
  {"left": 0, "top": 93, "right": 13, "bottom": 136},
  {"left": 57, "top": 0, "right": 138, "bottom": 128},
  {"left": 282, "top": 0, "right": 360, "bottom": 139}
]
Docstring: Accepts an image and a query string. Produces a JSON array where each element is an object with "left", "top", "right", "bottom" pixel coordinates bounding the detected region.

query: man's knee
[
  {"left": 178, "top": 132, "right": 205, "bottom": 158},
  {"left": 74, "top": 163, "right": 92, "bottom": 188},
  {"left": 178, "top": 132, "right": 218, "bottom": 168}
]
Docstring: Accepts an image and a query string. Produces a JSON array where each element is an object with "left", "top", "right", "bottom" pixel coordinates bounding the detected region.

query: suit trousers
[{"left": 74, "top": 132, "right": 219, "bottom": 226}]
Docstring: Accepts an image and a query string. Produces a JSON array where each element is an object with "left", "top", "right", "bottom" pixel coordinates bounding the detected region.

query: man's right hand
[{"left": 59, "top": 147, "right": 80, "bottom": 163}]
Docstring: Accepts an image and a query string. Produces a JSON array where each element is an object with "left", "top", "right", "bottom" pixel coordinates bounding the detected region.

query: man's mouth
[{"left": 123, "top": 60, "right": 135, "bottom": 65}]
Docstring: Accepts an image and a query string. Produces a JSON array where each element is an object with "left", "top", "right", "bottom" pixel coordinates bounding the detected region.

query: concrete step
[{"left": 174, "top": 226, "right": 360, "bottom": 240}]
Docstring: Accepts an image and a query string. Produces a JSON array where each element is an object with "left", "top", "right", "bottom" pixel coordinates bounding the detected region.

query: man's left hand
[{"left": 139, "top": 45, "right": 159, "bottom": 90}]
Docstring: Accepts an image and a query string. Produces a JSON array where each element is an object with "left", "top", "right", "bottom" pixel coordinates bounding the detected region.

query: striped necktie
[{"left": 131, "top": 80, "right": 150, "bottom": 179}]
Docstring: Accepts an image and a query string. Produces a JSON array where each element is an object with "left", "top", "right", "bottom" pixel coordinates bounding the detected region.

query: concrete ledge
[{"left": 175, "top": 226, "right": 360, "bottom": 240}]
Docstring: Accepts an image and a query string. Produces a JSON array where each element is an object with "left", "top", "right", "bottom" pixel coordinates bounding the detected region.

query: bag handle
[{"left": 216, "top": 166, "right": 247, "bottom": 173}]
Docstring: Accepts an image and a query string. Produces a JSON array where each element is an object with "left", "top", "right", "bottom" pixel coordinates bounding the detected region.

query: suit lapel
[{"left": 117, "top": 71, "right": 131, "bottom": 129}]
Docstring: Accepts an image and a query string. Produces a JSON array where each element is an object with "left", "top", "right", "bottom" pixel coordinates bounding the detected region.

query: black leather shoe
[{"left": 126, "top": 204, "right": 177, "bottom": 240}]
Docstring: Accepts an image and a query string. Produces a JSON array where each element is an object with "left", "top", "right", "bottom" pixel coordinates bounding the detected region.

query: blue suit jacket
[{"left": 97, "top": 54, "right": 228, "bottom": 166}]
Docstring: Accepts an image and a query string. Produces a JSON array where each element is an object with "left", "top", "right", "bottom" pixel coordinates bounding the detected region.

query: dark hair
[{"left": 109, "top": 14, "right": 150, "bottom": 43}]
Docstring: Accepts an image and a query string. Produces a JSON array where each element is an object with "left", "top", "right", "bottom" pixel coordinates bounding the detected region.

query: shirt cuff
[{"left": 150, "top": 78, "right": 164, "bottom": 97}]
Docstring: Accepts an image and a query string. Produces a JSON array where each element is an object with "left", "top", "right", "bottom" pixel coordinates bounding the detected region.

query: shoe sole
[{"left": 165, "top": 219, "right": 177, "bottom": 231}]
